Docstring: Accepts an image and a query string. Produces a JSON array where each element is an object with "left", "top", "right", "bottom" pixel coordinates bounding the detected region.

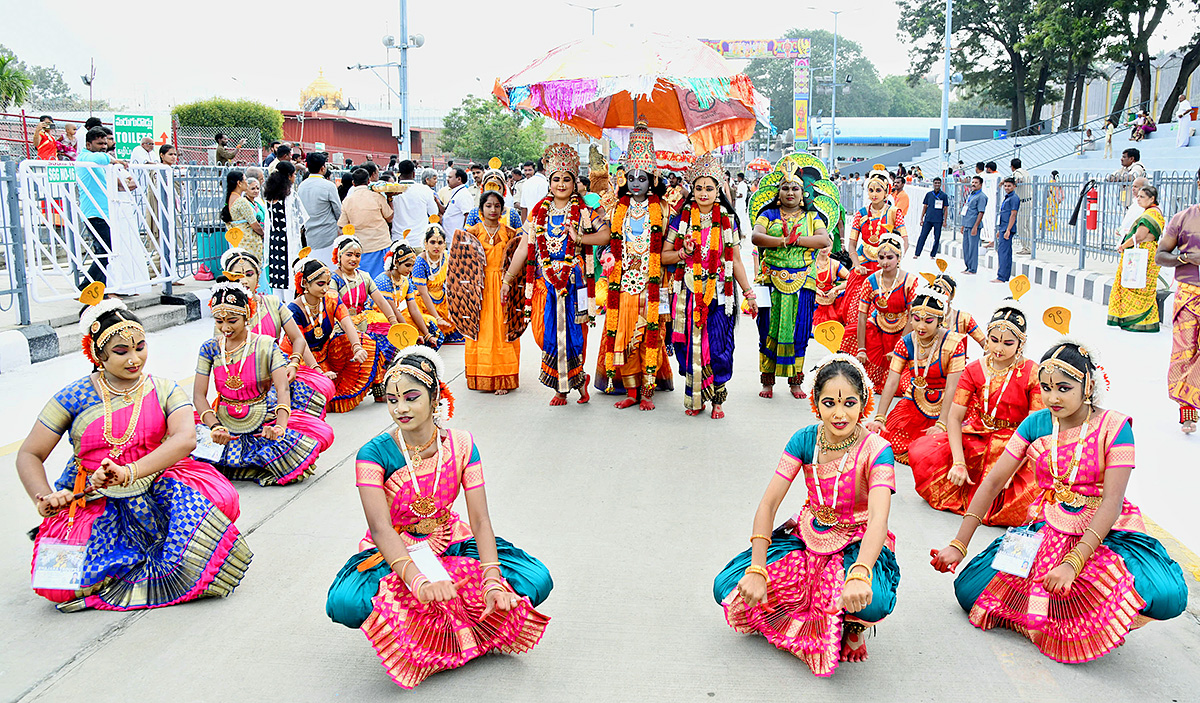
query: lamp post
[
  {"left": 360, "top": 2, "right": 424, "bottom": 159},
  {"left": 939, "top": 0, "right": 952, "bottom": 177},
  {"left": 566, "top": 3, "right": 621, "bottom": 35},
  {"left": 830, "top": 10, "right": 841, "bottom": 175}
]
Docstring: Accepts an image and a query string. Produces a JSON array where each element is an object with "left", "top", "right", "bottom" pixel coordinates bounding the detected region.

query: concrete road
[{"left": 1, "top": 256, "right": 1198, "bottom": 702}]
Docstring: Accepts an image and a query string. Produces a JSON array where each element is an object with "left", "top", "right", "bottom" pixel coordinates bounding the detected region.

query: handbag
[{"left": 1120, "top": 246, "right": 1148, "bottom": 289}]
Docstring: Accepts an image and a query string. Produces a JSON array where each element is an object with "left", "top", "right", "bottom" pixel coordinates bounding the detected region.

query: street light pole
[
  {"left": 566, "top": 3, "right": 622, "bottom": 36},
  {"left": 830, "top": 10, "right": 840, "bottom": 174},
  {"left": 399, "top": 0, "right": 410, "bottom": 158},
  {"left": 940, "top": 0, "right": 953, "bottom": 177}
]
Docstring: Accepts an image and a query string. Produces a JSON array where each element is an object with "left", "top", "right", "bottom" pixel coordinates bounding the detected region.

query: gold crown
[
  {"left": 621, "top": 118, "right": 657, "bottom": 174},
  {"left": 685, "top": 151, "right": 723, "bottom": 185},
  {"left": 543, "top": 143, "right": 579, "bottom": 178}
]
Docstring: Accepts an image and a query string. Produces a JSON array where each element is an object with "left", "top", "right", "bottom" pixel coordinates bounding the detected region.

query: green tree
[
  {"left": 172, "top": 98, "right": 284, "bottom": 142},
  {"left": 898, "top": 0, "right": 1046, "bottom": 129},
  {"left": 1158, "top": 29, "right": 1200, "bottom": 124},
  {"left": 743, "top": 29, "right": 882, "bottom": 133},
  {"left": 0, "top": 54, "right": 31, "bottom": 111},
  {"left": 1105, "top": 0, "right": 1174, "bottom": 114},
  {"left": 880, "top": 75, "right": 941, "bottom": 117},
  {"left": 1021, "top": 0, "right": 1114, "bottom": 128},
  {"left": 441, "top": 95, "right": 546, "bottom": 166},
  {"left": 0, "top": 45, "right": 111, "bottom": 111}
]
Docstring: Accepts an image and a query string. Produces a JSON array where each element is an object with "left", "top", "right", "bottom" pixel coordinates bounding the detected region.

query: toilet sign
[{"left": 113, "top": 114, "right": 154, "bottom": 160}]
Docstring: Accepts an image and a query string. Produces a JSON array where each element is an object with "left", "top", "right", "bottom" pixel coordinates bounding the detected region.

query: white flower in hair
[
  {"left": 220, "top": 246, "right": 258, "bottom": 271},
  {"left": 914, "top": 286, "right": 948, "bottom": 306},
  {"left": 802, "top": 352, "right": 871, "bottom": 399},
  {"left": 992, "top": 296, "right": 1027, "bottom": 320},
  {"left": 334, "top": 234, "right": 362, "bottom": 251},
  {"left": 210, "top": 281, "right": 245, "bottom": 297},
  {"left": 79, "top": 298, "right": 129, "bottom": 334},
  {"left": 397, "top": 345, "right": 446, "bottom": 379}
]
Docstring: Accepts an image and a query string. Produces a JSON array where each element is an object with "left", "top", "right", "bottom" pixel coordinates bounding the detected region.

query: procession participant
[
  {"left": 465, "top": 190, "right": 522, "bottom": 394},
  {"left": 219, "top": 249, "right": 335, "bottom": 445},
  {"left": 928, "top": 269, "right": 986, "bottom": 350},
  {"left": 19, "top": 295, "right": 251, "bottom": 611},
  {"left": 909, "top": 299, "right": 1043, "bottom": 525},
  {"left": 283, "top": 253, "right": 379, "bottom": 412},
  {"left": 1108, "top": 185, "right": 1165, "bottom": 333},
  {"left": 1156, "top": 168, "right": 1200, "bottom": 433},
  {"left": 501, "top": 143, "right": 607, "bottom": 406},
  {"left": 326, "top": 347, "right": 552, "bottom": 689},
  {"left": 591, "top": 120, "right": 673, "bottom": 409},
  {"left": 661, "top": 151, "right": 757, "bottom": 418},
  {"left": 866, "top": 287, "right": 966, "bottom": 464},
  {"left": 715, "top": 353, "right": 899, "bottom": 677},
  {"left": 933, "top": 336, "right": 1188, "bottom": 663},
  {"left": 840, "top": 168, "right": 906, "bottom": 342},
  {"left": 849, "top": 233, "right": 918, "bottom": 393},
  {"left": 193, "top": 284, "right": 331, "bottom": 486},
  {"left": 370, "top": 241, "right": 438, "bottom": 349},
  {"left": 813, "top": 245, "right": 851, "bottom": 328},
  {"left": 329, "top": 232, "right": 403, "bottom": 401},
  {"left": 413, "top": 220, "right": 464, "bottom": 344},
  {"left": 463, "top": 160, "right": 525, "bottom": 230},
  {"left": 748, "top": 154, "right": 840, "bottom": 400}
]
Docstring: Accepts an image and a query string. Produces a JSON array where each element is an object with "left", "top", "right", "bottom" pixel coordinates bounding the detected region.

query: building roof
[
  {"left": 809, "top": 117, "right": 1009, "bottom": 145},
  {"left": 280, "top": 110, "right": 392, "bottom": 129}
]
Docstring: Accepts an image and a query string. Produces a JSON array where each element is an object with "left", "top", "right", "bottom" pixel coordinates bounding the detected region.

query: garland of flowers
[
  {"left": 523, "top": 194, "right": 583, "bottom": 322},
  {"left": 673, "top": 202, "right": 735, "bottom": 331},
  {"left": 602, "top": 195, "right": 664, "bottom": 391}
]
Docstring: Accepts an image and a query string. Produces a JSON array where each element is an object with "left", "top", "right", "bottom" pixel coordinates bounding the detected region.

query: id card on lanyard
[{"left": 990, "top": 526, "right": 1044, "bottom": 578}]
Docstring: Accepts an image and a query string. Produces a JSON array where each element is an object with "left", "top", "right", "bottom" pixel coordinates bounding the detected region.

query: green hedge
[{"left": 172, "top": 98, "right": 284, "bottom": 142}]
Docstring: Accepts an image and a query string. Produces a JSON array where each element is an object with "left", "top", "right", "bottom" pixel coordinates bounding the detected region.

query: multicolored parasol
[
  {"left": 656, "top": 150, "right": 696, "bottom": 173},
  {"left": 746, "top": 157, "right": 771, "bottom": 172},
  {"left": 495, "top": 32, "right": 768, "bottom": 155}
]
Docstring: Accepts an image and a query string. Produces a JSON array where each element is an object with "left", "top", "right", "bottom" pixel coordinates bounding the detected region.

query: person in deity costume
[
  {"left": 840, "top": 168, "right": 907, "bottom": 339},
  {"left": 714, "top": 354, "right": 900, "bottom": 677},
  {"left": 283, "top": 255, "right": 380, "bottom": 412},
  {"left": 219, "top": 248, "right": 338, "bottom": 426},
  {"left": 909, "top": 298, "right": 1044, "bottom": 525},
  {"left": 193, "top": 284, "right": 333, "bottom": 486},
  {"left": 368, "top": 241, "right": 439, "bottom": 371},
  {"left": 1108, "top": 185, "right": 1166, "bottom": 333},
  {"left": 846, "top": 232, "right": 919, "bottom": 393},
  {"left": 463, "top": 161, "right": 525, "bottom": 231},
  {"left": 501, "top": 143, "right": 607, "bottom": 406},
  {"left": 747, "top": 153, "right": 843, "bottom": 400},
  {"left": 326, "top": 347, "right": 552, "bottom": 689},
  {"left": 933, "top": 336, "right": 1188, "bottom": 663},
  {"left": 414, "top": 221, "right": 464, "bottom": 344},
  {"left": 660, "top": 152, "right": 758, "bottom": 418},
  {"left": 464, "top": 190, "right": 522, "bottom": 394},
  {"left": 588, "top": 120, "right": 674, "bottom": 409},
  {"left": 927, "top": 270, "right": 986, "bottom": 351},
  {"left": 328, "top": 233, "right": 406, "bottom": 402},
  {"left": 812, "top": 245, "right": 851, "bottom": 328},
  {"left": 1156, "top": 168, "right": 1200, "bottom": 433},
  {"left": 866, "top": 287, "right": 966, "bottom": 464},
  {"left": 18, "top": 297, "right": 251, "bottom": 611}
]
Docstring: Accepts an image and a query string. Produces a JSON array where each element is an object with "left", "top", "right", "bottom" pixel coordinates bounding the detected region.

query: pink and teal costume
[
  {"left": 31, "top": 375, "right": 251, "bottom": 612},
  {"left": 326, "top": 429, "right": 552, "bottom": 689},
  {"left": 954, "top": 409, "right": 1187, "bottom": 662},
  {"left": 195, "top": 334, "right": 332, "bottom": 486},
  {"left": 248, "top": 291, "right": 338, "bottom": 421},
  {"left": 715, "top": 425, "right": 900, "bottom": 677}
]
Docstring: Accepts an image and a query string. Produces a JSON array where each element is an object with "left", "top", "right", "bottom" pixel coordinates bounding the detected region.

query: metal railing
[{"left": 0, "top": 159, "right": 31, "bottom": 323}]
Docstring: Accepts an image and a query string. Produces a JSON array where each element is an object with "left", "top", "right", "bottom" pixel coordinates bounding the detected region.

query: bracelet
[
  {"left": 124, "top": 461, "right": 139, "bottom": 487},
  {"left": 847, "top": 562, "right": 873, "bottom": 581},
  {"left": 750, "top": 534, "right": 772, "bottom": 545},
  {"left": 1084, "top": 527, "right": 1105, "bottom": 545},
  {"left": 483, "top": 583, "right": 507, "bottom": 599},
  {"left": 857, "top": 347, "right": 867, "bottom": 354},
  {"left": 210, "top": 423, "right": 227, "bottom": 433},
  {"left": 952, "top": 461, "right": 967, "bottom": 468},
  {"left": 845, "top": 573, "right": 871, "bottom": 586},
  {"left": 1061, "top": 550, "right": 1086, "bottom": 574},
  {"left": 410, "top": 574, "right": 429, "bottom": 595},
  {"left": 388, "top": 556, "right": 412, "bottom": 572},
  {"left": 948, "top": 539, "right": 969, "bottom": 556},
  {"left": 272, "top": 404, "right": 291, "bottom": 416},
  {"left": 200, "top": 409, "right": 217, "bottom": 423},
  {"left": 935, "top": 421, "right": 947, "bottom": 431},
  {"left": 873, "top": 415, "right": 886, "bottom": 424},
  {"left": 963, "top": 512, "right": 984, "bottom": 524},
  {"left": 352, "top": 343, "right": 365, "bottom": 351},
  {"left": 744, "top": 565, "right": 769, "bottom": 582}
]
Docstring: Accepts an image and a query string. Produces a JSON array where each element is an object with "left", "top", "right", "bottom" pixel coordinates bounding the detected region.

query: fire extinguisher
[{"left": 1068, "top": 179, "right": 1098, "bottom": 229}]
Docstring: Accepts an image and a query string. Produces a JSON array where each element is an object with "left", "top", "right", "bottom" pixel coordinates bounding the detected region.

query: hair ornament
[
  {"left": 878, "top": 232, "right": 905, "bottom": 255},
  {"left": 685, "top": 151, "right": 724, "bottom": 186},
  {"left": 802, "top": 352, "right": 876, "bottom": 420},
  {"left": 208, "top": 281, "right": 255, "bottom": 319},
  {"left": 220, "top": 247, "right": 261, "bottom": 274}
]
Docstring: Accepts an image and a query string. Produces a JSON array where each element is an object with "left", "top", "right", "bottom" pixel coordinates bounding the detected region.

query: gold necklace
[
  {"left": 813, "top": 426, "right": 859, "bottom": 526},
  {"left": 404, "top": 427, "right": 438, "bottom": 456},
  {"left": 482, "top": 222, "right": 501, "bottom": 244},
  {"left": 219, "top": 335, "right": 250, "bottom": 391},
  {"left": 911, "top": 333, "right": 940, "bottom": 389},
  {"left": 302, "top": 295, "right": 325, "bottom": 339},
  {"left": 395, "top": 427, "right": 443, "bottom": 520},
  {"left": 1050, "top": 409, "right": 1094, "bottom": 507},
  {"left": 99, "top": 373, "right": 147, "bottom": 459},
  {"left": 97, "top": 371, "right": 147, "bottom": 402},
  {"left": 980, "top": 357, "right": 1019, "bottom": 430}
]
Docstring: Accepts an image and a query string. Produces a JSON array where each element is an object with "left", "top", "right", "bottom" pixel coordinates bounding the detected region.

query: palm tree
[{"left": 0, "top": 55, "right": 32, "bottom": 111}]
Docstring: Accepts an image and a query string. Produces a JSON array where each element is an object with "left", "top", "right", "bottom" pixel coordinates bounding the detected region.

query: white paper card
[
  {"left": 934, "top": 200, "right": 944, "bottom": 209},
  {"left": 575, "top": 290, "right": 588, "bottom": 314},
  {"left": 990, "top": 527, "right": 1044, "bottom": 578},
  {"left": 407, "top": 541, "right": 453, "bottom": 583},
  {"left": 1120, "top": 247, "right": 1148, "bottom": 289},
  {"left": 754, "top": 285, "right": 771, "bottom": 307},
  {"left": 32, "top": 539, "right": 86, "bottom": 590},
  {"left": 193, "top": 424, "right": 226, "bottom": 462}
]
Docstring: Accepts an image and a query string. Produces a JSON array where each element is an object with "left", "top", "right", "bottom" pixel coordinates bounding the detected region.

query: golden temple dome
[{"left": 299, "top": 69, "right": 344, "bottom": 111}]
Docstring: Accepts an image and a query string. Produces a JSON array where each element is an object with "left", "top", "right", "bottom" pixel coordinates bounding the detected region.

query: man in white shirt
[
  {"left": 391, "top": 160, "right": 440, "bottom": 249},
  {"left": 980, "top": 161, "right": 1001, "bottom": 246},
  {"left": 1176, "top": 94, "right": 1193, "bottom": 148},
  {"left": 443, "top": 160, "right": 456, "bottom": 184},
  {"left": 1107, "top": 148, "right": 1147, "bottom": 182},
  {"left": 518, "top": 159, "right": 548, "bottom": 221},
  {"left": 441, "top": 167, "right": 473, "bottom": 236},
  {"left": 1117, "top": 177, "right": 1149, "bottom": 239},
  {"left": 129, "top": 136, "right": 159, "bottom": 165},
  {"left": 734, "top": 172, "right": 750, "bottom": 236}
]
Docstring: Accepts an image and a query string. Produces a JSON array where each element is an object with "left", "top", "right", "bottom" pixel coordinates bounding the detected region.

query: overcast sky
[{"left": 4, "top": 0, "right": 1195, "bottom": 118}]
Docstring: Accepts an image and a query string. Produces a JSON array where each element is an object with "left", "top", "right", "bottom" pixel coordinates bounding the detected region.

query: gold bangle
[
  {"left": 963, "top": 512, "right": 984, "bottom": 524},
  {"left": 744, "top": 565, "right": 769, "bottom": 582},
  {"left": 1084, "top": 527, "right": 1105, "bottom": 545},
  {"left": 948, "top": 539, "right": 969, "bottom": 556},
  {"left": 211, "top": 424, "right": 227, "bottom": 433},
  {"left": 1061, "top": 551, "right": 1084, "bottom": 575},
  {"left": 848, "top": 562, "right": 873, "bottom": 580},
  {"left": 750, "top": 534, "right": 772, "bottom": 545},
  {"left": 952, "top": 461, "right": 967, "bottom": 468},
  {"left": 388, "top": 556, "right": 411, "bottom": 572},
  {"left": 200, "top": 409, "right": 217, "bottom": 423},
  {"left": 845, "top": 573, "right": 871, "bottom": 586},
  {"left": 273, "top": 404, "right": 291, "bottom": 416},
  {"left": 935, "top": 421, "right": 947, "bottom": 431}
]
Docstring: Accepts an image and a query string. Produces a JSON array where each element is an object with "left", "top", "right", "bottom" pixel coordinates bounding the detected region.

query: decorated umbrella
[
  {"left": 746, "top": 157, "right": 771, "bottom": 172},
  {"left": 656, "top": 149, "right": 696, "bottom": 173},
  {"left": 495, "top": 32, "right": 768, "bottom": 155}
]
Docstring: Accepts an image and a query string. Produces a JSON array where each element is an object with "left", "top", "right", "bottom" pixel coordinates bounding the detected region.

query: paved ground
[{"left": 1, "top": 251, "right": 1198, "bottom": 702}]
